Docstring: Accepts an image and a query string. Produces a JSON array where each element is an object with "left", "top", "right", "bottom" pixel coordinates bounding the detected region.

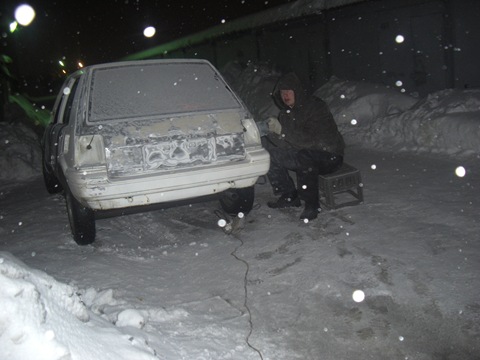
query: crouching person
[{"left": 263, "top": 73, "right": 345, "bottom": 221}]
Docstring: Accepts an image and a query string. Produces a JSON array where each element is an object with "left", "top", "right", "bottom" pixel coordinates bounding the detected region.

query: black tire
[
  {"left": 42, "top": 158, "right": 63, "bottom": 194},
  {"left": 65, "top": 188, "right": 96, "bottom": 245},
  {"left": 219, "top": 186, "right": 255, "bottom": 216}
]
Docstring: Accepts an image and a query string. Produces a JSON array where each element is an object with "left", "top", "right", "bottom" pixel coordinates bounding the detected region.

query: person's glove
[
  {"left": 267, "top": 117, "right": 282, "bottom": 135},
  {"left": 256, "top": 119, "right": 269, "bottom": 136}
]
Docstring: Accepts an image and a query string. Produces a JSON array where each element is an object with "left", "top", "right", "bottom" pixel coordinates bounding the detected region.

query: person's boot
[
  {"left": 267, "top": 192, "right": 301, "bottom": 209},
  {"left": 300, "top": 204, "right": 320, "bottom": 221}
]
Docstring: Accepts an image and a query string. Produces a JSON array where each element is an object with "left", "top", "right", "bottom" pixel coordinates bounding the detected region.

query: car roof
[{"left": 80, "top": 58, "right": 214, "bottom": 74}]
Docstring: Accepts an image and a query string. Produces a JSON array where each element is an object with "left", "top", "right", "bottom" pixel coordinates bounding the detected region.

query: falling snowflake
[
  {"left": 455, "top": 166, "right": 466, "bottom": 177},
  {"left": 352, "top": 290, "right": 365, "bottom": 302}
]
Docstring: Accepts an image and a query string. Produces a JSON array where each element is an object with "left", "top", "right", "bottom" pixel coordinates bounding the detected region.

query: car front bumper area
[{"left": 65, "top": 148, "right": 270, "bottom": 211}]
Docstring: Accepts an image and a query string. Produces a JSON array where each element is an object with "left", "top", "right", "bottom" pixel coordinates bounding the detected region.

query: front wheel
[
  {"left": 65, "top": 189, "right": 96, "bottom": 245},
  {"left": 219, "top": 186, "right": 255, "bottom": 216}
]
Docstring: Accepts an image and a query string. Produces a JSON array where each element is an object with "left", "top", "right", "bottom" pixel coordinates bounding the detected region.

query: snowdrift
[
  {"left": 0, "top": 120, "right": 41, "bottom": 182},
  {"left": 0, "top": 252, "right": 159, "bottom": 360},
  {"left": 315, "top": 77, "right": 480, "bottom": 157},
  {"left": 221, "top": 62, "right": 480, "bottom": 158}
]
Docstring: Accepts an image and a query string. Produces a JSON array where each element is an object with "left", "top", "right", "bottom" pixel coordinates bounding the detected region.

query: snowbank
[
  {"left": 313, "top": 76, "right": 419, "bottom": 125},
  {"left": 221, "top": 61, "right": 282, "bottom": 122},
  {"left": 0, "top": 252, "right": 159, "bottom": 360},
  {"left": 221, "top": 63, "right": 480, "bottom": 158},
  {"left": 0, "top": 118, "right": 41, "bottom": 182},
  {"left": 315, "top": 77, "right": 480, "bottom": 157}
]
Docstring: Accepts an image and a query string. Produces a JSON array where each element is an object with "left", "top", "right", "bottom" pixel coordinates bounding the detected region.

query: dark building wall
[
  {"left": 162, "top": 0, "right": 480, "bottom": 96},
  {"left": 450, "top": 0, "right": 480, "bottom": 89},
  {"left": 214, "top": 33, "right": 259, "bottom": 69},
  {"left": 256, "top": 19, "right": 330, "bottom": 93},
  {"left": 326, "top": 0, "right": 450, "bottom": 96},
  {"left": 170, "top": 44, "right": 216, "bottom": 63}
]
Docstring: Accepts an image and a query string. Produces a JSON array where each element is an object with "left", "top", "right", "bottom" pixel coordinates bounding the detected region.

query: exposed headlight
[
  {"left": 241, "top": 118, "right": 262, "bottom": 147},
  {"left": 74, "top": 135, "right": 106, "bottom": 167}
]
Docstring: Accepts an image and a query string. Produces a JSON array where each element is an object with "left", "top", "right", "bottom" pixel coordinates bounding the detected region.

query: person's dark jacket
[{"left": 267, "top": 73, "right": 345, "bottom": 156}]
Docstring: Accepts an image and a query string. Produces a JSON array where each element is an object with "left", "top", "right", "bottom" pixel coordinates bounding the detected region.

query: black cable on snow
[{"left": 231, "top": 234, "right": 264, "bottom": 360}]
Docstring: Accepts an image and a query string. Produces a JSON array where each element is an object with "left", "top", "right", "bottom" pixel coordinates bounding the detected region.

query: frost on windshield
[{"left": 88, "top": 62, "right": 241, "bottom": 122}]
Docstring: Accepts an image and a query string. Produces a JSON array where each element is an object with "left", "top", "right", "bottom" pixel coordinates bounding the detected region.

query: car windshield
[{"left": 88, "top": 62, "right": 241, "bottom": 122}]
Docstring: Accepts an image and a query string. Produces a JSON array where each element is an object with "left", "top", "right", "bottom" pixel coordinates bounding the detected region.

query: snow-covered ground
[{"left": 1, "top": 65, "right": 479, "bottom": 359}]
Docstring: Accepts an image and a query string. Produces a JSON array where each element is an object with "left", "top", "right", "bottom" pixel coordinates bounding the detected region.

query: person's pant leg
[
  {"left": 296, "top": 150, "right": 343, "bottom": 207},
  {"left": 267, "top": 147, "right": 300, "bottom": 195},
  {"left": 314, "top": 151, "right": 343, "bottom": 175}
]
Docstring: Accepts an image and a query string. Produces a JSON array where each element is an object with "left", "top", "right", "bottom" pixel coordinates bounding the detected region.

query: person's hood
[{"left": 272, "top": 72, "right": 307, "bottom": 109}]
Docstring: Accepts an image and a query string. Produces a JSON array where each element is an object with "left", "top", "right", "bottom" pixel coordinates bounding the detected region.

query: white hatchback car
[{"left": 42, "top": 59, "right": 270, "bottom": 245}]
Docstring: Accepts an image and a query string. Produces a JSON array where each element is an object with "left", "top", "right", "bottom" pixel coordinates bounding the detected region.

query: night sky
[{"left": 1, "top": 0, "right": 294, "bottom": 85}]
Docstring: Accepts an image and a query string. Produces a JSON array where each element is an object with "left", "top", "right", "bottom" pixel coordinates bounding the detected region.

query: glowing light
[
  {"left": 9, "top": 21, "right": 18, "bottom": 33},
  {"left": 78, "top": 62, "right": 84, "bottom": 68},
  {"left": 455, "top": 166, "right": 466, "bottom": 177},
  {"left": 59, "top": 60, "right": 65, "bottom": 67},
  {"left": 15, "top": 4, "right": 36, "bottom": 26},
  {"left": 352, "top": 290, "right": 365, "bottom": 302},
  {"left": 351, "top": 119, "right": 358, "bottom": 125},
  {"left": 395, "top": 35, "right": 405, "bottom": 43},
  {"left": 395, "top": 80, "right": 403, "bottom": 87},
  {"left": 371, "top": 164, "right": 377, "bottom": 170},
  {"left": 143, "top": 26, "right": 156, "bottom": 38},
  {"left": 217, "top": 219, "right": 227, "bottom": 228}
]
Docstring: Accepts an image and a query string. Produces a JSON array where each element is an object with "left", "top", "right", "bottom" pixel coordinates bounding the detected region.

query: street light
[
  {"left": 1, "top": 4, "right": 36, "bottom": 121},
  {"left": 143, "top": 26, "right": 156, "bottom": 38},
  {"left": 14, "top": 4, "right": 36, "bottom": 27}
]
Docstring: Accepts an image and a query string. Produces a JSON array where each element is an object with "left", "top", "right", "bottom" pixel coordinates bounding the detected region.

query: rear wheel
[
  {"left": 219, "top": 186, "right": 255, "bottom": 216},
  {"left": 65, "top": 188, "right": 96, "bottom": 245}
]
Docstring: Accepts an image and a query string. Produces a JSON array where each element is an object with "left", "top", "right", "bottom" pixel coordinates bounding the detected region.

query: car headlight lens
[
  {"left": 241, "top": 118, "right": 262, "bottom": 147},
  {"left": 74, "top": 135, "right": 106, "bottom": 167}
]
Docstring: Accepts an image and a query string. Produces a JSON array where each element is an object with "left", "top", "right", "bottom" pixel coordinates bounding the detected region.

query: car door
[{"left": 44, "top": 76, "right": 80, "bottom": 173}]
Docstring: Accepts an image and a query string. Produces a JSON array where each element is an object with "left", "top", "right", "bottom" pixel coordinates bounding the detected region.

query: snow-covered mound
[
  {"left": 221, "top": 62, "right": 480, "bottom": 158},
  {"left": 316, "top": 77, "right": 480, "bottom": 157},
  {"left": 0, "top": 252, "right": 159, "bottom": 360},
  {"left": 0, "top": 120, "right": 42, "bottom": 182},
  {"left": 221, "top": 61, "right": 281, "bottom": 122},
  {"left": 313, "top": 76, "right": 418, "bottom": 125}
]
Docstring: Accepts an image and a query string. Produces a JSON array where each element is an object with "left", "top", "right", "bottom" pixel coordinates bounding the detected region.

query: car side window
[
  {"left": 61, "top": 79, "right": 79, "bottom": 125},
  {"left": 52, "top": 77, "right": 79, "bottom": 125}
]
